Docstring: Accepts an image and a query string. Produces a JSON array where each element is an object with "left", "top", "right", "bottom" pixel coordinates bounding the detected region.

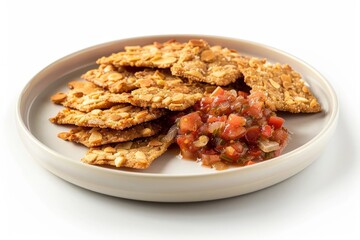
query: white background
[{"left": 2, "top": 0, "right": 360, "bottom": 239}]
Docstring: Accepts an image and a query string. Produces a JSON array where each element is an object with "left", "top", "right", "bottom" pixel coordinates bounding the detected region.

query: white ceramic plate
[{"left": 17, "top": 35, "right": 338, "bottom": 202}]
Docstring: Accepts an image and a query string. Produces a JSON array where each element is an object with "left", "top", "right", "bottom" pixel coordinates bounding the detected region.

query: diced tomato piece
[
  {"left": 237, "top": 91, "right": 249, "bottom": 98},
  {"left": 176, "top": 134, "right": 199, "bottom": 159},
  {"left": 201, "top": 154, "right": 221, "bottom": 166},
  {"left": 271, "top": 128, "right": 288, "bottom": 144},
  {"left": 268, "top": 116, "right": 284, "bottom": 129},
  {"left": 201, "top": 96, "right": 213, "bottom": 105},
  {"left": 245, "top": 126, "right": 261, "bottom": 143},
  {"left": 201, "top": 149, "right": 218, "bottom": 155},
  {"left": 220, "top": 145, "right": 243, "bottom": 163},
  {"left": 207, "top": 121, "right": 225, "bottom": 135},
  {"left": 263, "top": 108, "right": 273, "bottom": 118},
  {"left": 179, "top": 112, "right": 203, "bottom": 133},
  {"left": 179, "top": 149, "right": 196, "bottom": 159},
  {"left": 261, "top": 125, "right": 273, "bottom": 138},
  {"left": 224, "top": 146, "right": 236, "bottom": 156},
  {"left": 210, "top": 87, "right": 225, "bottom": 97},
  {"left": 231, "top": 142, "right": 244, "bottom": 153},
  {"left": 207, "top": 115, "right": 227, "bottom": 123},
  {"left": 247, "top": 91, "right": 265, "bottom": 103},
  {"left": 221, "top": 124, "right": 246, "bottom": 140},
  {"left": 212, "top": 95, "right": 229, "bottom": 106},
  {"left": 248, "top": 146, "right": 262, "bottom": 157},
  {"left": 199, "top": 97, "right": 213, "bottom": 111},
  {"left": 227, "top": 114, "right": 246, "bottom": 127},
  {"left": 245, "top": 103, "right": 263, "bottom": 119},
  {"left": 176, "top": 135, "right": 191, "bottom": 149},
  {"left": 197, "top": 124, "right": 208, "bottom": 134}
]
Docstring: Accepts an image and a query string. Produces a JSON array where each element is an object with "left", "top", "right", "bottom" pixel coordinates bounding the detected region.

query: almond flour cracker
[
  {"left": 51, "top": 81, "right": 117, "bottom": 112},
  {"left": 96, "top": 39, "right": 242, "bottom": 86},
  {"left": 132, "top": 69, "right": 187, "bottom": 89},
  {"left": 171, "top": 39, "right": 242, "bottom": 86},
  {"left": 241, "top": 58, "right": 321, "bottom": 113},
  {"left": 109, "top": 87, "right": 204, "bottom": 111},
  {"left": 83, "top": 66, "right": 190, "bottom": 93},
  {"left": 57, "top": 122, "right": 162, "bottom": 147},
  {"left": 49, "top": 104, "right": 167, "bottom": 130},
  {"left": 81, "top": 64, "right": 139, "bottom": 93},
  {"left": 97, "top": 39, "right": 185, "bottom": 68},
  {"left": 82, "top": 126, "right": 178, "bottom": 169}
]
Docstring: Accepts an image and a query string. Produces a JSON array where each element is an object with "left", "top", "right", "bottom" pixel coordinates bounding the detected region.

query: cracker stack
[{"left": 49, "top": 39, "right": 321, "bottom": 169}]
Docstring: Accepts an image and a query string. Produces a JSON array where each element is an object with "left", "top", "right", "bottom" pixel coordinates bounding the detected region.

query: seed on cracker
[
  {"left": 170, "top": 39, "right": 242, "bottom": 86},
  {"left": 49, "top": 104, "right": 167, "bottom": 130},
  {"left": 96, "top": 39, "right": 185, "bottom": 68},
  {"left": 241, "top": 57, "right": 321, "bottom": 113},
  {"left": 51, "top": 80, "right": 117, "bottom": 112},
  {"left": 82, "top": 125, "right": 178, "bottom": 169},
  {"left": 57, "top": 122, "right": 162, "bottom": 147}
]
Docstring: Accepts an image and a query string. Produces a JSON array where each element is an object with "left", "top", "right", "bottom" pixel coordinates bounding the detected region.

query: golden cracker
[
  {"left": 96, "top": 39, "right": 185, "bottom": 68},
  {"left": 241, "top": 58, "right": 321, "bottom": 113},
  {"left": 133, "top": 69, "right": 186, "bottom": 88},
  {"left": 57, "top": 122, "right": 162, "bottom": 147},
  {"left": 82, "top": 126, "right": 177, "bottom": 169},
  {"left": 49, "top": 104, "right": 167, "bottom": 130},
  {"left": 82, "top": 65, "right": 190, "bottom": 93},
  {"left": 171, "top": 39, "right": 242, "bottom": 86},
  {"left": 81, "top": 64, "right": 139, "bottom": 93},
  {"left": 109, "top": 84, "right": 205, "bottom": 111},
  {"left": 51, "top": 81, "right": 116, "bottom": 112}
]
